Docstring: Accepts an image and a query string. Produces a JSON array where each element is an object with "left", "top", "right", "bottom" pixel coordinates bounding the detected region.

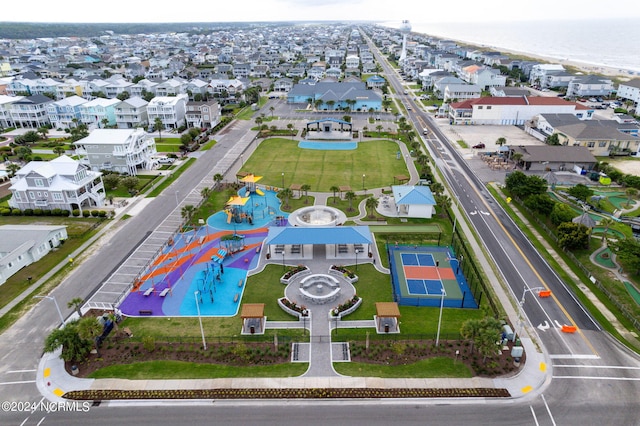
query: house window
[
  {"left": 478, "top": 106, "right": 483, "bottom": 109},
  {"left": 35, "top": 178, "right": 44, "bottom": 187},
  {"left": 7, "top": 262, "right": 12, "bottom": 269},
  {"left": 588, "top": 142, "right": 595, "bottom": 148},
  {"left": 599, "top": 141, "right": 607, "bottom": 147},
  {"left": 29, "top": 192, "right": 35, "bottom": 199},
  {"left": 486, "top": 106, "right": 492, "bottom": 110},
  {"left": 14, "top": 192, "right": 21, "bottom": 201},
  {"left": 53, "top": 192, "right": 63, "bottom": 201}
]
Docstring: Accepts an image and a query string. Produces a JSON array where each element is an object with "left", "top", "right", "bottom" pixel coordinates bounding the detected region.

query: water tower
[{"left": 399, "top": 20, "right": 411, "bottom": 63}]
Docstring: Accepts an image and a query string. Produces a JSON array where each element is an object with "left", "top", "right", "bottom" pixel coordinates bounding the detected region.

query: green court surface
[
  {"left": 371, "top": 225, "right": 441, "bottom": 233},
  {"left": 623, "top": 282, "right": 640, "bottom": 306},
  {"left": 593, "top": 248, "right": 616, "bottom": 268}
]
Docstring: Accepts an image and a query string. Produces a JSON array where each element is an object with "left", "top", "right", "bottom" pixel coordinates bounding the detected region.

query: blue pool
[{"left": 298, "top": 141, "right": 358, "bottom": 150}]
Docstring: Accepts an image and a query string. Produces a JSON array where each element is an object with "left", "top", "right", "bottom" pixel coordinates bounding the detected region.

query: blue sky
[{"left": 4, "top": 0, "right": 639, "bottom": 23}]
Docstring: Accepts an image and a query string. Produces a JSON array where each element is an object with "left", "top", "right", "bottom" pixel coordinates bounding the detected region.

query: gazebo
[
  {"left": 240, "top": 303, "right": 265, "bottom": 335},
  {"left": 374, "top": 302, "right": 401, "bottom": 334}
]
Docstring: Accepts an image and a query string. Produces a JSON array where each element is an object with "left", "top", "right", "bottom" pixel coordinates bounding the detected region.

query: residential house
[
  {"left": 490, "top": 86, "right": 531, "bottom": 97},
  {"left": 185, "top": 100, "right": 220, "bottom": 129},
  {"left": 154, "top": 78, "right": 187, "bottom": 97},
  {"left": 129, "top": 78, "right": 159, "bottom": 98},
  {"left": 79, "top": 97, "right": 119, "bottom": 129},
  {"left": 0, "top": 225, "right": 68, "bottom": 286},
  {"left": 287, "top": 82, "right": 382, "bottom": 111},
  {"left": 365, "top": 75, "right": 386, "bottom": 89},
  {"left": 9, "top": 94, "right": 53, "bottom": 128},
  {"left": 273, "top": 78, "right": 294, "bottom": 92},
  {"left": 73, "top": 129, "right": 157, "bottom": 175},
  {"left": 345, "top": 55, "right": 360, "bottom": 69},
  {"left": 8, "top": 155, "right": 105, "bottom": 213},
  {"left": 443, "top": 83, "right": 481, "bottom": 102},
  {"left": 391, "top": 185, "right": 436, "bottom": 219},
  {"left": 527, "top": 113, "right": 640, "bottom": 157},
  {"left": 114, "top": 96, "right": 148, "bottom": 129},
  {"left": 508, "top": 145, "right": 597, "bottom": 172},
  {"left": 616, "top": 78, "right": 640, "bottom": 106},
  {"left": 448, "top": 96, "right": 592, "bottom": 125},
  {"left": 566, "top": 75, "right": 614, "bottom": 98},
  {"left": 147, "top": 94, "right": 188, "bottom": 130},
  {"left": 46, "top": 95, "right": 87, "bottom": 129},
  {"left": 529, "top": 64, "right": 565, "bottom": 88},
  {"left": 0, "top": 95, "right": 22, "bottom": 128}
]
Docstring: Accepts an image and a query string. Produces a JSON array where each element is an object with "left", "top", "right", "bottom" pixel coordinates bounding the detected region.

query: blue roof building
[{"left": 391, "top": 185, "right": 436, "bottom": 218}]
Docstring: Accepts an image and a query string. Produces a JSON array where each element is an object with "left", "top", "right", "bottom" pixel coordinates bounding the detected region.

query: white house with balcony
[
  {"left": 0, "top": 225, "right": 68, "bottom": 286},
  {"left": 73, "top": 129, "right": 157, "bottom": 175},
  {"left": 616, "top": 78, "right": 640, "bottom": 106},
  {"left": 8, "top": 155, "right": 105, "bottom": 214},
  {"left": 566, "top": 75, "right": 614, "bottom": 98},
  {"left": 114, "top": 96, "right": 148, "bottom": 129},
  {"left": 147, "top": 94, "right": 188, "bottom": 130}
]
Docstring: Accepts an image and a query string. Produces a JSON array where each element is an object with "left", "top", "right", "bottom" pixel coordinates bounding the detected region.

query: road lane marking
[
  {"left": 529, "top": 406, "right": 540, "bottom": 426},
  {"left": 0, "top": 380, "right": 36, "bottom": 385},
  {"left": 6, "top": 369, "right": 36, "bottom": 373},
  {"left": 553, "top": 376, "right": 640, "bottom": 381},
  {"left": 541, "top": 394, "right": 557, "bottom": 426},
  {"left": 549, "top": 354, "right": 600, "bottom": 359},
  {"left": 553, "top": 364, "right": 640, "bottom": 369}
]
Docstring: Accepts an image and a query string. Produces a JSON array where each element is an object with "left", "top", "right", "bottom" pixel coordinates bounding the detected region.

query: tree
[
  {"left": 365, "top": 196, "right": 379, "bottom": 218},
  {"left": 609, "top": 237, "right": 640, "bottom": 275},
  {"left": 429, "top": 182, "right": 444, "bottom": 196},
  {"left": 6, "top": 162, "right": 20, "bottom": 177},
  {"left": 116, "top": 91, "right": 130, "bottom": 101},
  {"left": 326, "top": 100, "right": 335, "bottom": 110},
  {"left": 200, "top": 187, "right": 211, "bottom": 200},
  {"left": 101, "top": 118, "right": 109, "bottom": 129},
  {"left": 330, "top": 185, "right": 340, "bottom": 204},
  {"left": 599, "top": 217, "right": 615, "bottom": 243},
  {"left": 181, "top": 204, "right": 195, "bottom": 222},
  {"left": 495, "top": 137, "right": 506, "bottom": 147},
  {"left": 345, "top": 191, "right": 356, "bottom": 212},
  {"left": 301, "top": 184, "right": 311, "bottom": 204},
  {"left": 15, "top": 146, "right": 32, "bottom": 161},
  {"left": 279, "top": 188, "right": 293, "bottom": 209},
  {"left": 550, "top": 203, "right": 577, "bottom": 226},
  {"left": 460, "top": 318, "right": 482, "bottom": 353},
  {"left": 44, "top": 317, "right": 95, "bottom": 362},
  {"left": 287, "top": 123, "right": 295, "bottom": 139},
  {"left": 524, "top": 193, "right": 556, "bottom": 216},
  {"left": 545, "top": 133, "right": 560, "bottom": 145},
  {"left": 102, "top": 174, "right": 121, "bottom": 190},
  {"left": 376, "top": 124, "right": 383, "bottom": 136},
  {"left": 505, "top": 171, "right": 547, "bottom": 199},
  {"left": 37, "top": 127, "right": 49, "bottom": 141},
  {"left": 53, "top": 146, "right": 66, "bottom": 156},
  {"left": 269, "top": 106, "right": 275, "bottom": 118},
  {"left": 474, "top": 317, "right": 503, "bottom": 363},
  {"left": 213, "top": 173, "right": 224, "bottom": 188},
  {"left": 67, "top": 297, "right": 84, "bottom": 316},
  {"left": 567, "top": 183, "right": 594, "bottom": 202},
  {"left": 314, "top": 99, "right": 324, "bottom": 111},
  {"left": 625, "top": 188, "right": 638, "bottom": 208},
  {"left": 557, "top": 222, "right": 590, "bottom": 250},
  {"left": 154, "top": 117, "right": 164, "bottom": 141},
  {"left": 120, "top": 176, "right": 139, "bottom": 195}
]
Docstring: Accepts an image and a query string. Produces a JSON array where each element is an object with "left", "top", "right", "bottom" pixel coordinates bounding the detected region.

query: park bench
[
  {"left": 233, "top": 293, "right": 239, "bottom": 303},
  {"left": 138, "top": 309, "right": 153, "bottom": 315},
  {"left": 143, "top": 287, "right": 153, "bottom": 296},
  {"left": 159, "top": 288, "right": 170, "bottom": 297}
]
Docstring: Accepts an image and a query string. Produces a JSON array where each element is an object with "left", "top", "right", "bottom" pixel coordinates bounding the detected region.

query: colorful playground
[{"left": 119, "top": 184, "right": 287, "bottom": 317}]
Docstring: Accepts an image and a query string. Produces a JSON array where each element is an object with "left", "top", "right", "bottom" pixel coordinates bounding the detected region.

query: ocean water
[{"left": 382, "top": 19, "right": 640, "bottom": 75}]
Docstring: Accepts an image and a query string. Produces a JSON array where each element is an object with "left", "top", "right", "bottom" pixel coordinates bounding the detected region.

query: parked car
[{"left": 472, "top": 143, "right": 486, "bottom": 149}]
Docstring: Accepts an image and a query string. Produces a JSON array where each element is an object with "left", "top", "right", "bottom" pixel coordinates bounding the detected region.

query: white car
[{"left": 157, "top": 157, "right": 175, "bottom": 164}]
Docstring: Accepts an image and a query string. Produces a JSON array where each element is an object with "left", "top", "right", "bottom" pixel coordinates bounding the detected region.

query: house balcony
[{"left": 34, "top": 199, "right": 49, "bottom": 207}]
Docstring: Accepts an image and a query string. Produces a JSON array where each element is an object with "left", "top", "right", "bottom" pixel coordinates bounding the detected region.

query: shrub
[
  {"left": 90, "top": 210, "right": 99, "bottom": 217},
  {"left": 0, "top": 208, "right": 11, "bottom": 216},
  {"left": 23, "top": 208, "right": 34, "bottom": 216},
  {"left": 51, "top": 208, "right": 62, "bottom": 216},
  {"left": 71, "top": 209, "right": 80, "bottom": 217},
  {"left": 98, "top": 210, "right": 107, "bottom": 217},
  {"left": 82, "top": 211, "right": 90, "bottom": 217},
  {"left": 11, "top": 209, "right": 22, "bottom": 216},
  {"left": 61, "top": 210, "right": 71, "bottom": 217},
  {"left": 33, "top": 209, "right": 43, "bottom": 216},
  {"left": 142, "top": 336, "right": 156, "bottom": 352}
]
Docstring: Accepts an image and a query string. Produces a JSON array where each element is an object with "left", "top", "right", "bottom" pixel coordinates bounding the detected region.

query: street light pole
[
  {"left": 355, "top": 249, "right": 360, "bottom": 270},
  {"left": 434, "top": 260, "right": 445, "bottom": 346},
  {"left": 35, "top": 295, "right": 65, "bottom": 326},
  {"left": 362, "top": 174, "right": 366, "bottom": 190},
  {"left": 194, "top": 291, "right": 207, "bottom": 350},
  {"left": 281, "top": 172, "right": 284, "bottom": 189}
]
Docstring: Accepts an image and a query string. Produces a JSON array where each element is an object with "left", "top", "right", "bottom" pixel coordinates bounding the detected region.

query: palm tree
[
  {"left": 280, "top": 187, "right": 293, "bottom": 209},
  {"left": 330, "top": 185, "right": 340, "bottom": 204},
  {"left": 255, "top": 116, "right": 263, "bottom": 127},
  {"left": 301, "top": 184, "right": 311, "bottom": 204},
  {"left": 287, "top": 123, "right": 295, "bottom": 139},
  {"left": 101, "top": 118, "right": 109, "bottom": 129},
  {"left": 599, "top": 217, "right": 615, "bottom": 244},
  {"left": 38, "top": 127, "right": 49, "bottom": 140},
  {"left": 269, "top": 106, "right": 275, "bottom": 118},
  {"left": 496, "top": 137, "right": 506, "bottom": 148},
  {"left": 154, "top": 117, "right": 164, "bottom": 141},
  {"left": 365, "top": 196, "right": 379, "bottom": 218},
  {"left": 181, "top": 204, "right": 196, "bottom": 223},
  {"left": 430, "top": 182, "right": 444, "bottom": 196},
  {"left": 67, "top": 297, "right": 84, "bottom": 316},
  {"left": 376, "top": 124, "right": 383, "bottom": 136},
  {"left": 200, "top": 187, "right": 211, "bottom": 200},
  {"left": 6, "top": 162, "right": 20, "bottom": 177},
  {"left": 107, "top": 194, "right": 114, "bottom": 205},
  {"left": 511, "top": 152, "right": 523, "bottom": 169},
  {"left": 53, "top": 146, "right": 66, "bottom": 156},
  {"left": 326, "top": 100, "right": 335, "bottom": 111},
  {"left": 213, "top": 173, "right": 224, "bottom": 188},
  {"left": 345, "top": 191, "right": 356, "bottom": 212},
  {"left": 314, "top": 99, "right": 324, "bottom": 111},
  {"left": 625, "top": 188, "right": 638, "bottom": 208}
]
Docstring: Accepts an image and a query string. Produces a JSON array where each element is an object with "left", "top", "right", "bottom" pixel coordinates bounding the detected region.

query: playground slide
[{"left": 256, "top": 188, "right": 265, "bottom": 196}]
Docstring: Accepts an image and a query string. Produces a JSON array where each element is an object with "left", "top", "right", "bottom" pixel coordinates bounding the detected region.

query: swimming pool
[{"left": 298, "top": 141, "right": 358, "bottom": 150}]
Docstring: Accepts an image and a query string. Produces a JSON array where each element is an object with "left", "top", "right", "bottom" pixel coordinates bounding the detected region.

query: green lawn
[
  {"left": 105, "top": 175, "right": 158, "bottom": 198},
  {"left": 334, "top": 357, "right": 472, "bottom": 378},
  {"left": 89, "top": 360, "right": 308, "bottom": 379},
  {"left": 241, "top": 138, "right": 408, "bottom": 192}
]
